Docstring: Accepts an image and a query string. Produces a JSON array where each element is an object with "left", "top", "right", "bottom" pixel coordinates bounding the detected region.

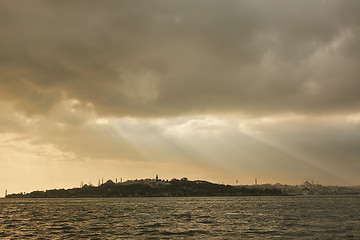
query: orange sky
[{"left": 1, "top": 1, "right": 360, "bottom": 197}]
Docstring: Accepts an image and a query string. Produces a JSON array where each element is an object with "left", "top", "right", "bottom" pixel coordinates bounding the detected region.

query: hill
[{"left": 6, "top": 178, "right": 283, "bottom": 198}]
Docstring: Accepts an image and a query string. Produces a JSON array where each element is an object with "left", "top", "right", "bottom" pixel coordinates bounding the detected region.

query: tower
[
  {"left": 255, "top": 177, "right": 258, "bottom": 185},
  {"left": 156, "top": 174, "right": 159, "bottom": 181}
]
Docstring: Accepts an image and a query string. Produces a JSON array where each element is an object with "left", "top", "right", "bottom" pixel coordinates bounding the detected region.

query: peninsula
[{"left": 6, "top": 177, "right": 282, "bottom": 198}]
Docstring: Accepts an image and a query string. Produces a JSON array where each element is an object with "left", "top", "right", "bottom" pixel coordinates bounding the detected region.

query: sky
[{"left": 1, "top": 0, "right": 360, "bottom": 196}]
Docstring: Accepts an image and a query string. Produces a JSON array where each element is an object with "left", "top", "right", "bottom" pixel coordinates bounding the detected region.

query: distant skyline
[{"left": 1, "top": 1, "right": 360, "bottom": 197}]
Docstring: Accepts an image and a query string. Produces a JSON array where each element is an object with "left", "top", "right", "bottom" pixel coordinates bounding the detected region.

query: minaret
[
  {"left": 120, "top": 178, "right": 122, "bottom": 183},
  {"left": 98, "top": 179, "right": 100, "bottom": 186},
  {"left": 255, "top": 177, "right": 258, "bottom": 185},
  {"left": 102, "top": 178, "right": 103, "bottom": 184},
  {"left": 156, "top": 174, "right": 159, "bottom": 181},
  {"left": 5, "top": 190, "right": 7, "bottom": 197},
  {"left": 116, "top": 178, "right": 118, "bottom": 184}
]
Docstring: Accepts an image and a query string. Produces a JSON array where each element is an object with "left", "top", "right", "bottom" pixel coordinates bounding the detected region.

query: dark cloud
[{"left": 0, "top": 1, "right": 360, "bottom": 117}]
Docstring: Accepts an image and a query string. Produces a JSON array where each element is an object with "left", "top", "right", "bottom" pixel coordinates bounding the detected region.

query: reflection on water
[{"left": 1, "top": 195, "right": 360, "bottom": 239}]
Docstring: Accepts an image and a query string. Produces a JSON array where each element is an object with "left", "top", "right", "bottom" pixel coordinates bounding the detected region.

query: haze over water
[{"left": 1, "top": 196, "right": 359, "bottom": 239}]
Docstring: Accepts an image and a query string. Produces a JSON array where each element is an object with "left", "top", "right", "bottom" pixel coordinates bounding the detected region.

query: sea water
[{"left": 1, "top": 195, "right": 359, "bottom": 239}]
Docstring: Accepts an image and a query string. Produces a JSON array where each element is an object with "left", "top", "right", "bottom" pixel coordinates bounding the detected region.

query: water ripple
[{"left": 0, "top": 196, "right": 360, "bottom": 239}]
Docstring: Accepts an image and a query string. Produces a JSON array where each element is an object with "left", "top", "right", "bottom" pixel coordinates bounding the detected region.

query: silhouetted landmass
[{"left": 6, "top": 178, "right": 283, "bottom": 198}]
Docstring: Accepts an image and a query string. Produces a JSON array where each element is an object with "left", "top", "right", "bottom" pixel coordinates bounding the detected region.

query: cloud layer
[{"left": 1, "top": 1, "right": 360, "bottom": 117}]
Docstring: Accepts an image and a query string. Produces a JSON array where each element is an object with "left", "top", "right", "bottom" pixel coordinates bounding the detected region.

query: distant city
[
  {"left": 245, "top": 178, "right": 360, "bottom": 196},
  {"left": 5, "top": 175, "right": 360, "bottom": 198}
]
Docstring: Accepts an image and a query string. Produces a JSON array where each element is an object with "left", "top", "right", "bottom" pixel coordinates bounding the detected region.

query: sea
[{"left": 1, "top": 195, "right": 359, "bottom": 239}]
